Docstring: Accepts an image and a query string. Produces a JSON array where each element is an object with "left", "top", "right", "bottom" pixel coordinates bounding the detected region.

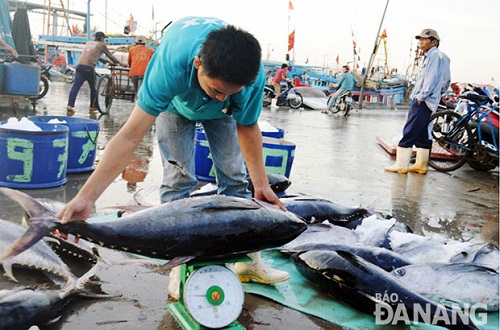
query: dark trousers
[
  {"left": 68, "top": 64, "right": 97, "bottom": 108},
  {"left": 398, "top": 100, "right": 432, "bottom": 149}
]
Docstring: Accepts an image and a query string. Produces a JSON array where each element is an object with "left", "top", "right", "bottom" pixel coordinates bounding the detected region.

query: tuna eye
[{"left": 394, "top": 268, "right": 405, "bottom": 276}]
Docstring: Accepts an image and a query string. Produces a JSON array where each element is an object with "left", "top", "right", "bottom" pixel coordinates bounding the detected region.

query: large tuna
[
  {"left": 292, "top": 250, "right": 479, "bottom": 330},
  {"left": 0, "top": 188, "right": 306, "bottom": 266}
]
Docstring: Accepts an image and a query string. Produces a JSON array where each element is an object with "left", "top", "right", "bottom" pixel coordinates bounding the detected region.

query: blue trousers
[
  {"left": 398, "top": 100, "right": 433, "bottom": 149},
  {"left": 67, "top": 64, "right": 97, "bottom": 108},
  {"left": 156, "top": 111, "right": 251, "bottom": 203}
]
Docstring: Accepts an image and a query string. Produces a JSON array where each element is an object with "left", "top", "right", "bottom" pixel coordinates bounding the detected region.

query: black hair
[
  {"left": 200, "top": 25, "right": 261, "bottom": 86},
  {"left": 95, "top": 31, "right": 106, "bottom": 41},
  {"left": 281, "top": 63, "right": 288, "bottom": 69}
]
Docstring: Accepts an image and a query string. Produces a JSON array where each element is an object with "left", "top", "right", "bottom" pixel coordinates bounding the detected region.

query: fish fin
[
  {"left": 335, "top": 250, "right": 376, "bottom": 274},
  {"left": 0, "top": 217, "right": 57, "bottom": 262},
  {"left": 1, "top": 262, "right": 18, "bottom": 282},
  {"left": 0, "top": 188, "right": 60, "bottom": 262},
  {"left": 103, "top": 205, "right": 151, "bottom": 214},
  {"left": 149, "top": 256, "right": 196, "bottom": 273},
  {"left": 195, "top": 198, "right": 260, "bottom": 211},
  {"left": 0, "top": 188, "right": 57, "bottom": 219}
]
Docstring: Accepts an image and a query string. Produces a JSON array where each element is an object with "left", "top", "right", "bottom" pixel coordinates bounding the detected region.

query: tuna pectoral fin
[
  {"left": 153, "top": 256, "right": 196, "bottom": 273},
  {"left": 0, "top": 217, "right": 56, "bottom": 262}
]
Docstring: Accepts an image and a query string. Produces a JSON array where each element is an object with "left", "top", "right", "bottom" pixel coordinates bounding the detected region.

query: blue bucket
[
  {"left": 194, "top": 128, "right": 216, "bottom": 182},
  {"left": 262, "top": 137, "right": 296, "bottom": 178},
  {"left": 3, "top": 62, "right": 40, "bottom": 96},
  {"left": 29, "top": 116, "right": 99, "bottom": 173},
  {"left": 194, "top": 128, "right": 296, "bottom": 182},
  {"left": 0, "top": 122, "right": 69, "bottom": 188},
  {"left": 0, "top": 63, "right": 4, "bottom": 93},
  {"left": 261, "top": 127, "right": 285, "bottom": 139}
]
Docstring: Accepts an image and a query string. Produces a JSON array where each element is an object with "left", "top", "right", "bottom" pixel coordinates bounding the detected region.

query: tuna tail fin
[
  {"left": 0, "top": 188, "right": 59, "bottom": 262},
  {"left": 0, "top": 217, "right": 57, "bottom": 262},
  {"left": 0, "top": 187, "right": 57, "bottom": 219}
]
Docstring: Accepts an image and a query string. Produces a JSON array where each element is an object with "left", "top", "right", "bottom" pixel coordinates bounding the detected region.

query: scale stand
[{"left": 167, "top": 256, "right": 250, "bottom": 329}]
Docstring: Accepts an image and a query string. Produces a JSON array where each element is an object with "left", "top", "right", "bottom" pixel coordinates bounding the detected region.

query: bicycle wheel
[
  {"left": 96, "top": 75, "right": 113, "bottom": 114},
  {"left": 428, "top": 110, "right": 472, "bottom": 172},
  {"left": 327, "top": 95, "right": 340, "bottom": 113}
]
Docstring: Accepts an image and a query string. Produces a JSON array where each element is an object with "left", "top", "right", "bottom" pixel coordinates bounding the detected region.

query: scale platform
[{"left": 167, "top": 256, "right": 250, "bottom": 329}]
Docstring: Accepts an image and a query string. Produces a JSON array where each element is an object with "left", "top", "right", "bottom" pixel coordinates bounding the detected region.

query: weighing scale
[{"left": 167, "top": 257, "right": 250, "bottom": 329}]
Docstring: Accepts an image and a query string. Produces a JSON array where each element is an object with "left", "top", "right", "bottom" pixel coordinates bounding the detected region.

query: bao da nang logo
[{"left": 372, "top": 292, "right": 488, "bottom": 326}]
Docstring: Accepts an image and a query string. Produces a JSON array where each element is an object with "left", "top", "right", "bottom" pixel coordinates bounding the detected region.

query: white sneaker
[{"left": 234, "top": 252, "right": 289, "bottom": 284}]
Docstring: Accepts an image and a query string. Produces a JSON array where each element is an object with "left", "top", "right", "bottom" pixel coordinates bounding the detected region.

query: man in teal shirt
[
  {"left": 325, "top": 65, "right": 356, "bottom": 112},
  {"left": 58, "top": 17, "right": 289, "bottom": 299}
]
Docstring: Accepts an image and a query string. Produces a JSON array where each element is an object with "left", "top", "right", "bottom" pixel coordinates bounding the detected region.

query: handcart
[{"left": 95, "top": 64, "right": 136, "bottom": 114}]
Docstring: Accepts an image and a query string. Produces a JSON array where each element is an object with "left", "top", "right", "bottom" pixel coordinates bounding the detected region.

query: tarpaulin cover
[{"left": 11, "top": 7, "right": 36, "bottom": 62}]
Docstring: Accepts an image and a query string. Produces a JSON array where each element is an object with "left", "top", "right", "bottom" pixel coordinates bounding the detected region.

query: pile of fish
[
  {"left": 277, "top": 195, "right": 498, "bottom": 329},
  {"left": 0, "top": 181, "right": 498, "bottom": 329}
]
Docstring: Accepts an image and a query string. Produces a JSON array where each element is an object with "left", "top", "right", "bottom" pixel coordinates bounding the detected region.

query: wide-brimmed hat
[{"left": 415, "top": 28, "right": 440, "bottom": 41}]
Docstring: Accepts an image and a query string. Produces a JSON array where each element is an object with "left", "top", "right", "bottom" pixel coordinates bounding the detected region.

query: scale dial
[{"left": 183, "top": 265, "right": 244, "bottom": 328}]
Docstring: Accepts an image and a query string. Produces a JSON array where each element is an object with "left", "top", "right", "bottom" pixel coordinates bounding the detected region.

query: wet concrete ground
[{"left": 0, "top": 81, "right": 498, "bottom": 329}]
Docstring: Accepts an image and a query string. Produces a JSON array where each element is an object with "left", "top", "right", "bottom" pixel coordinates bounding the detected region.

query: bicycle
[
  {"left": 95, "top": 64, "right": 136, "bottom": 114},
  {"left": 428, "top": 92, "right": 499, "bottom": 172}
]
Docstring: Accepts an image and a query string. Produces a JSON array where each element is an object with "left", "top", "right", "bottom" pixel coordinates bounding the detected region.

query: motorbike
[
  {"left": 36, "top": 63, "right": 53, "bottom": 99},
  {"left": 327, "top": 90, "right": 353, "bottom": 116},
  {"left": 262, "top": 80, "right": 303, "bottom": 109}
]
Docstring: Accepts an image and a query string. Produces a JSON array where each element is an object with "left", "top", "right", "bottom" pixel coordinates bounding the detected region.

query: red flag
[
  {"left": 335, "top": 54, "right": 339, "bottom": 64},
  {"left": 288, "top": 30, "right": 295, "bottom": 51},
  {"left": 128, "top": 14, "right": 134, "bottom": 32},
  {"left": 289, "top": 1, "right": 294, "bottom": 10},
  {"left": 381, "top": 29, "right": 387, "bottom": 38}
]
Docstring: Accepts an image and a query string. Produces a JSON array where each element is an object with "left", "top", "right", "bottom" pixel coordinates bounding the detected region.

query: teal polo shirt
[{"left": 137, "top": 16, "right": 265, "bottom": 126}]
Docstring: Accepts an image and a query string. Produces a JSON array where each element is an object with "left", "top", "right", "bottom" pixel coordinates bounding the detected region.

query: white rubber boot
[
  {"left": 408, "top": 148, "right": 430, "bottom": 174},
  {"left": 234, "top": 252, "right": 289, "bottom": 284},
  {"left": 384, "top": 147, "right": 412, "bottom": 174},
  {"left": 168, "top": 266, "right": 181, "bottom": 301},
  {"left": 271, "top": 98, "right": 279, "bottom": 109}
]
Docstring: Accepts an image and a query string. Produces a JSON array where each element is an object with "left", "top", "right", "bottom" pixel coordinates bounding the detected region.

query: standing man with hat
[
  {"left": 66, "top": 31, "right": 124, "bottom": 116},
  {"left": 385, "top": 28, "right": 444, "bottom": 174}
]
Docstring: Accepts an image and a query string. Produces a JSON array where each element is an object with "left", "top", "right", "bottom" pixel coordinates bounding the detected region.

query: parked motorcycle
[
  {"left": 36, "top": 63, "right": 53, "bottom": 99},
  {"left": 327, "top": 90, "right": 353, "bottom": 116},
  {"left": 262, "top": 80, "right": 303, "bottom": 109}
]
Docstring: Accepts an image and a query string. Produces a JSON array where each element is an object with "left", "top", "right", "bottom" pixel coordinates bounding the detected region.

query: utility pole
[{"left": 358, "top": 0, "right": 389, "bottom": 109}]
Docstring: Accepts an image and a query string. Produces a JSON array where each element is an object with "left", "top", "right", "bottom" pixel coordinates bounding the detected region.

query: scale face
[{"left": 183, "top": 265, "right": 244, "bottom": 328}]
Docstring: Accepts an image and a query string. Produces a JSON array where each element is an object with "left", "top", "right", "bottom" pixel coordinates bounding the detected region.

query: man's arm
[
  {"left": 59, "top": 105, "right": 156, "bottom": 223},
  {"left": 0, "top": 38, "right": 18, "bottom": 57},
  {"left": 237, "top": 123, "right": 284, "bottom": 209}
]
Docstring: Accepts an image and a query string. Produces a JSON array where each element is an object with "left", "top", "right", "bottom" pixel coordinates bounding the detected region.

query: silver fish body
[
  {"left": 391, "top": 263, "right": 499, "bottom": 311},
  {"left": 0, "top": 262, "right": 106, "bottom": 329},
  {"left": 0, "top": 188, "right": 306, "bottom": 263}
]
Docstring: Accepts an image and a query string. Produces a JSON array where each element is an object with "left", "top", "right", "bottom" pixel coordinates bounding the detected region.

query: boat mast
[{"left": 358, "top": 0, "right": 389, "bottom": 109}]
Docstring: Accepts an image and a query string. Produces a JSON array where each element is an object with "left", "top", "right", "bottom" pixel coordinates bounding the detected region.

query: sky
[{"left": 21, "top": 0, "right": 500, "bottom": 85}]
